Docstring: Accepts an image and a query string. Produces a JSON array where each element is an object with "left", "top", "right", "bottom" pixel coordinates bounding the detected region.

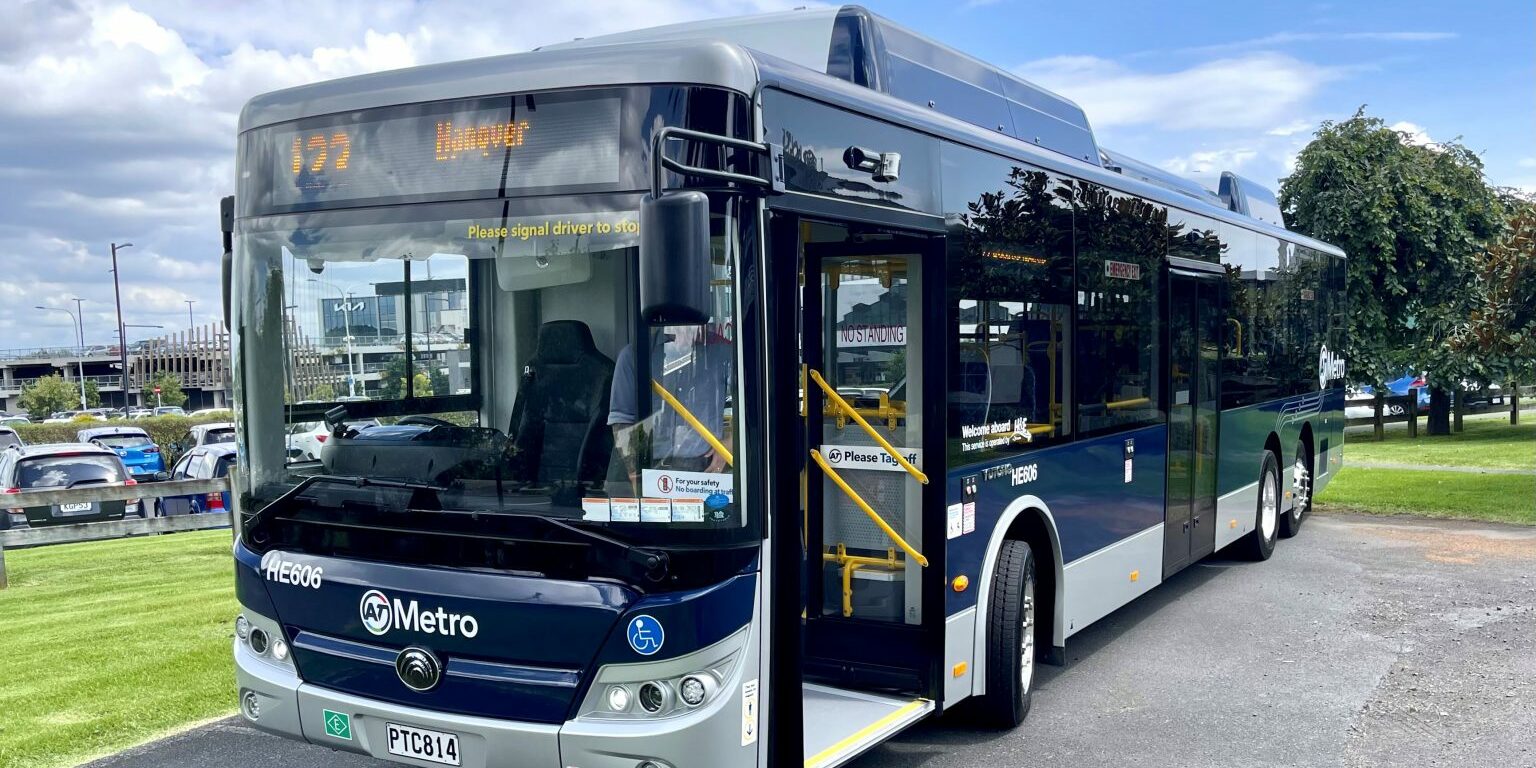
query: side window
[
  {"left": 1221, "top": 225, "right": 1285, "bottom": 408},
  {"left": 1167, "top": 210, "right": 1222, "bottom": 263},
  {"left": 1073, "top": 183, "right": 1166, "bottom": 436},
  {"left": 943, "top": 146, "right": 1074, "bottom": 464},
  {"left": 171, "top": 453, "right": 195, "bottom": 480}
]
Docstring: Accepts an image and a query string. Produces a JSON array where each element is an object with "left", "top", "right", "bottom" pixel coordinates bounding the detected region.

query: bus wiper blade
[
  {"left": 247, "top": 474, "right": 450, "bottom": 530},
  {"left": 541, "top": 516, "right": 671, "bottom": 583}
]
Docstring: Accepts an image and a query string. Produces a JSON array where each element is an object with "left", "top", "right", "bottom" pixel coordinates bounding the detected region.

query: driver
[{"left": 607, "top": 325, "right": 732, "bottom": 483}]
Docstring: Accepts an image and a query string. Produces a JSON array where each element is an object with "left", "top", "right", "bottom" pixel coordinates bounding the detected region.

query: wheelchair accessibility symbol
[{"left": 626, "top": 614, "right": 665, "bottom": 656}]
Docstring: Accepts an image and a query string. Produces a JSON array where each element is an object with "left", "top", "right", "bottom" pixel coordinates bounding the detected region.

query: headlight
[
  {"left": 234, "top": 615, "right": 252, "bottom": 640},
  {"left": 576, "top": 627, "right": 745, "bottom": 721},
  {"left": 236, "top": 610, "right": 293, "bottom": 670}
]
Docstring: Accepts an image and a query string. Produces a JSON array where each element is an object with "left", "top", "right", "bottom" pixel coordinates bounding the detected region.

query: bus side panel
[
  {"left": 944, "top": 422, "right": 1168, "bottom": 619},
  {"left": 1212, "top": 390, "right": 1343, "bottom": 552}
]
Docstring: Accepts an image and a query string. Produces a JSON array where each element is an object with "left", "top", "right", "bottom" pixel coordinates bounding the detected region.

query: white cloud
[
  {"left": 1018, "top": 53, "right": 1335, "bottom": 131},
  {"left": 1390, "top": 121, "right": 1434, "bottom": 147},
  {"left": 1267, "top": 119, "right": 1315, "bottom": 137},
  {"left": 1515, "top": 157, "right": 1536, "bottom": 169},
  {"left": 1163, "top": 30, "right": 1456, "bottom": 57},
  {"left": 1162, "top": 147, "right": 1261, "bottom": 175}
]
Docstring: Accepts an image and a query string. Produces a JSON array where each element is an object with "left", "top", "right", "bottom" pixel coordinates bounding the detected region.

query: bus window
[
  {"left": 942, "top": 146, "right": 1074, "bottom": 463},
  {"left": 1073, "top": 183, "right": 1166, "bottom": 436}
]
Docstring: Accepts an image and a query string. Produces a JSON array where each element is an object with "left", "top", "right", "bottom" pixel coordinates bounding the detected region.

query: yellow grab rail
[
  {"left": 807, "top": 369, "right": 928, "bottom": 485},
  {"left": 651, "top": 379, "right": 734, "bottom": 467},
  {"left": 810, "top": 448, "right": 928, "bottom": 567},
  {"left": 1104, "top": 397, "right": 1152, "bottom": 411},
  {"left": 823, "top": 544, "right": 899, "bottom": 617}
]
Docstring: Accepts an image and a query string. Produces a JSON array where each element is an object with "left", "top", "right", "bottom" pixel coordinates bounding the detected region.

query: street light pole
[
  {"left": 110, "top": 242, "right": 133, "bottom": 407},
  {"left": 35, "top": 305, "right": 87, "bottom": 410},
  {"left": 185, "top": 299, "right": 196, "bottom": 331}
]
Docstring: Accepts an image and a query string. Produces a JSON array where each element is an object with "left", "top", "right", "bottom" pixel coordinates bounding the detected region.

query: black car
[{"left": 0, "top": 443, "right": 143, "bottom": 529}]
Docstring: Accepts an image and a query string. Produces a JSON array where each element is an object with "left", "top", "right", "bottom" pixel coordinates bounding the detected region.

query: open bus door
[{"left": 772, "top": 215, "right": 944, "bottom": 767}]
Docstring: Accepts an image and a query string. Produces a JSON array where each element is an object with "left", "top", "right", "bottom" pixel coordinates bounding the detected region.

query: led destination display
[{"left": 267, "top": 95, "right": 621, "bottom": 207}]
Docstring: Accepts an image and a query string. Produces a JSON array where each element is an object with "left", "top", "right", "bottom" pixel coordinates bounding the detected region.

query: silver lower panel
[{"left": 803, "top": 683, "right": 932, "bottom": 768}]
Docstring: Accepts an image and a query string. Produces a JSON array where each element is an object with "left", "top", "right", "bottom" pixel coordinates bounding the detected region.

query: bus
[{"left": 223, "top": 7, "right": 1347, "bottom": 767}]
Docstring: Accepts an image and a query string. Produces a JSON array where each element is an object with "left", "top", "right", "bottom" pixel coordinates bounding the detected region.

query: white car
[
  {"left": 286, "top": 419, "right": 379, "bottom": 461},
  {"left": 188, "top": 408, "right": 232, "bottom": 417}
]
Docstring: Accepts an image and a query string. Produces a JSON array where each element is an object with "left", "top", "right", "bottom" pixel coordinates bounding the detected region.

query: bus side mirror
[
  {"left": 220, "top": 195, "right": 234, "bottom": 331},
  {"left": 639, "top": 191, "right": 712, "bottom": 325}
]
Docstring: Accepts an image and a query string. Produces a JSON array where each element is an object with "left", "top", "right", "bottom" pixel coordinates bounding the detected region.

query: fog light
[
  {"left": 271, "top": 639, "right": 289, "bottom": 662},
  {"left": 679, "top": 676, "right": 706, "bottom": 707},
  {"left": 638, "top": 681, "right": 667, "bottom": 713},
  {"left": 249, "top": 628, "right": 269, "bottom": 655},
  {"left": 234, "top": 615, "right": 251, "bottom": 641},
  {"left": 606, "top": 685, "right": 630, "bottom": 712},
  {"left": 242, "top": 691, "right": 261, "bottom": 720}
]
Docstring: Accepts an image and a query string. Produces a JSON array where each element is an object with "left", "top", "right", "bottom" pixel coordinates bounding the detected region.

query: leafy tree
[
  {"left": 1280, "top": 109, "right": 1503, "bottom": 433},
  {"left": 82, "top": 380, "right": 102, "bottom": 409},
  {"left": 1454, "top": 190, "right": 1536, "bottom": 390},
  {"left": 19, "top": 375, "right": 83, "bottom": 419},
  {"left": 142, "top": 372, "right": 188, "bottom": 408}
]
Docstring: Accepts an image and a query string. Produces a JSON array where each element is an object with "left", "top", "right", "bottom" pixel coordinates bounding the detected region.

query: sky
[{"left": 0, "top": 0, "right": 1531, "bottom": 349}]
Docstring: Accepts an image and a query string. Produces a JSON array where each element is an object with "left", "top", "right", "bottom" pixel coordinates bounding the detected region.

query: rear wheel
[
  {"left": 1280, "top": 441, "right": 1311, "bottom": 539},
  {"left": 1237, "top": 452, "right": 1280, "bottom": 561},
  {"left": 975, "top": 539, "right": 1036, "bottom": 728}
]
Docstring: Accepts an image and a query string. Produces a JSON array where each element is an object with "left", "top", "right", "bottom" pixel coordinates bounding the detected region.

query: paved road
[{"left": 86, "top": 513, "right": 1536, "bottom": 768}]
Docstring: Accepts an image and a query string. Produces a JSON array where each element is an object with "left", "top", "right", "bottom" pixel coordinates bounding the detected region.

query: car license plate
[
  {"left": 59, "top": 502, "right": 92, "bottom": 513},
  {"left": 385, "top": 723, "right": 461, "bottom": 766}
]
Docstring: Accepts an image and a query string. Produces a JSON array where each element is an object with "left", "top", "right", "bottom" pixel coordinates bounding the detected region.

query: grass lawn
[
  {"left": 0, "top": 531, "right": 238, "bottom": 768},
  {"left": 1344, "top": 418, "right": 1536, "bottom": 470},
  {"left": 1317, "top": 467, "right": 1536, "bottom": 525}
]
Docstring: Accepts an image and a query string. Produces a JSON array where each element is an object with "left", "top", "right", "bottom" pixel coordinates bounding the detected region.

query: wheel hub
[{"left": 1260, "top": 473, "right": 1278, "bottom": 539}]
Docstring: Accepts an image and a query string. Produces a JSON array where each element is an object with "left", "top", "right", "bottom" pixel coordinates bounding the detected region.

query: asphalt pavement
[{"left": 85, "top": 512, "right": 1536, "bottom": 768}]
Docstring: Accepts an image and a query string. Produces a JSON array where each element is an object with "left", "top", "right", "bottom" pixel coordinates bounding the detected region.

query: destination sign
[{"left": 267, "top": 95, "right": 620, "bottom": 207}]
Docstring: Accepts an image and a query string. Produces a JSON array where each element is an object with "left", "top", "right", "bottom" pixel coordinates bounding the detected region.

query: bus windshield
[{"left": 232, "top": 197, "right": 745, "bottom": 548}]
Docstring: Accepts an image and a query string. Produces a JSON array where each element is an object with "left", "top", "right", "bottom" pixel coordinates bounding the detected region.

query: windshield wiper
[{"left": 250, "top": 474, "right": 670, "bottom": 582}]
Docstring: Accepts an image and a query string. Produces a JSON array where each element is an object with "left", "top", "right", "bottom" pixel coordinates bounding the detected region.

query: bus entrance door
[
  {"left": 1165, "top": 270, "right": 1223, "bottom": 576},
  {"left": 795, "top": 220, "right": 938, "bottom": 765}
]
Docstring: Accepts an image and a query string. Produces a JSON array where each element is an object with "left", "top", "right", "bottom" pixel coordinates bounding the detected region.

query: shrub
[{"left": 11, "top": 414, "right": 234, "bottom": 449}]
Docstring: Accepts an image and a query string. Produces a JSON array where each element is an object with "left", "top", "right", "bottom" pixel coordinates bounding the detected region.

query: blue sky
[{"left": 0, "top": 0, "right": 1530, "bottom": 349}]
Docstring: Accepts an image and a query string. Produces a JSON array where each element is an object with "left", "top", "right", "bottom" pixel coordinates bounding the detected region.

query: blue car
[
  {"left": 76, "top": 426, "right": 167, "bottom": 482},
  {"left": 157, "top": 443, "right": 236, "bottom": 516}
]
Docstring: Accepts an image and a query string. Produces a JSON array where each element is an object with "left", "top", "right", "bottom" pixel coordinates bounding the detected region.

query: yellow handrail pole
[
  {"left": 808, "top": 369, "right": 928, "bottom": 485},
  {"left": 651, "top": 379, "right": 734, "bottom": 467},
  {"left": 810, "top": 449, "right": 928, "bottom": 567},
  {"left": 1104, "top": 397, "right": 1152, "bottom": 411}
]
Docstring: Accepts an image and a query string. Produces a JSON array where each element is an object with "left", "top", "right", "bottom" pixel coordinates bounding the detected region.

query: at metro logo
[{"left": 359, "top": 589, "right": 480, "bottom": 638}]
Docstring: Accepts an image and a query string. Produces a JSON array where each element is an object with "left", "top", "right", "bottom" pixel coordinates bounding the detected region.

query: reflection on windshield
[{"left": 233, "top": 200, "right": 741, "bottom": 540}]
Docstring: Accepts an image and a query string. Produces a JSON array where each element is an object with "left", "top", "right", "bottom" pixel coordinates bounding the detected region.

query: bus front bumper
[{"left": 235, "top": 640, "right": 562, "bottom": 767}]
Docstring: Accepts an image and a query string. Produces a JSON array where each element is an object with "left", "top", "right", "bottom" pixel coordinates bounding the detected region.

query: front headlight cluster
[
  {"left": 578, "top": 628, "right": 745, "bottom": 721},
  {"left": 236, "top": 612, "right": 292, "bottom": 668}
]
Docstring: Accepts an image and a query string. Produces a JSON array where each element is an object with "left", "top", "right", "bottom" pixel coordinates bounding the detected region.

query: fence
[
  {"left": 1346, "top": 385, "right": 1535, "bottom": 439},
  {"left": 0, "top": 476, "right": 231, "bottom": 588}
]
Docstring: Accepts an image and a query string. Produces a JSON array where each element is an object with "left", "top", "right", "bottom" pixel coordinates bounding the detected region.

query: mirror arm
[{"left": 648, "top": 126, "right": 783, "bottom": 198}]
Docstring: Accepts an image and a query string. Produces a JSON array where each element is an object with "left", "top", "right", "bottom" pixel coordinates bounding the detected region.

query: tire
[
  {"left": 1237, "top": 452, "right": 1280, "bottom": 561},
  {"left": 1280, "top": 441, "right": 1311, "bottom": 539},
  {"left": 975, "top": 539, "right": 1037, "bottom": 728}
]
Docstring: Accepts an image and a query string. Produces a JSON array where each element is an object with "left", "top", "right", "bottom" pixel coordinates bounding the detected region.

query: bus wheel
[
  {"left": 1238, "top": 452, "right": 1280, "bottom": 561},
  {"left": 977, "top": 539, "right": 1036, "bottom": 727},
  {"left": 1280, "top": 442, "right": 1311, "bottom": 539}
]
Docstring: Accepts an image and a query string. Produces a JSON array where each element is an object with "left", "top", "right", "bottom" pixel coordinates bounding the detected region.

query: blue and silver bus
[{"left": 224, "top": 7, "right": 1346, "bottom": 767}]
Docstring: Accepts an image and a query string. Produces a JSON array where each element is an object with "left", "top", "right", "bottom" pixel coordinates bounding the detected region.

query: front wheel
[
  {"left": 1280, "top": 442, "right": 1311, "bottom": 539},
  {"left": 1237, "top": 452, "right": 1280, "bottom": 561},
  {"left": 974, "top": 539, "right": 1037, "bottom": 727}
]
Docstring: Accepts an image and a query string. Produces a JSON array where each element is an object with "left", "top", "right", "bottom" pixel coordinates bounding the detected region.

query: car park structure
[{"left": 223, "top": 7, "right": 1347, "bottom": 767}]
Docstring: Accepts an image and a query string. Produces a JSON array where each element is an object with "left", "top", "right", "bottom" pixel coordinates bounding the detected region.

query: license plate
[
  {"left": 385, "top": 722, "right": 461, "bottom": 766},
  {"left": 59, "top": 502, "right": 92, "bottom": 513}
]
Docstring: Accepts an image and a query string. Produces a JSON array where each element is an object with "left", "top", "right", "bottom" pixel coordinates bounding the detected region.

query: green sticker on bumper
[{"left": 322, "top": 709, "right": 353, "bottom": 741}]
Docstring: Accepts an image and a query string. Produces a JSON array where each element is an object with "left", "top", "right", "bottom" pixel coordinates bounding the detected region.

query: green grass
[
  {"left": 1345, "top": 418, "right": 1536, "bottom": 470},
  {"left": 1317, "top": 467, "right": 1536, "bottom": 525},
  {"left": 0, "top": 531, "right": 238, "bottom": 768}
]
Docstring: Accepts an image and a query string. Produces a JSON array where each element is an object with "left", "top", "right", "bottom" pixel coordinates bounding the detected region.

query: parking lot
[{"left": 83, "top": 512, "right": 1536, "bottom": 768}]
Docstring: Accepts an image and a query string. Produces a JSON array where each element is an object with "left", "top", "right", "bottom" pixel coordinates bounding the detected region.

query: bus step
[{"left": 803, "top": 683, "right": 932, "bottom": 768}]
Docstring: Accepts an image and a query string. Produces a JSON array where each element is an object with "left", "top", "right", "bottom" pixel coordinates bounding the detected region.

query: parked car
[
  {"left": 153, "top": 406, "right": 187, "bottom": 417},
  {"left": 0, "top": 415, "right": 29, "bottom": 426},
  {"left": 188, "top": 408, "right": 232, "bottom": 418},
  {"left": 0, "top": 443, "right": 143, "bottom": 529},
  {"left": 156, "top": 444, "right": 236, "bottom": 516},
  {"left": 126, "top": 408, "right": 154, "bottom": 419},
  {"left": 76, "top": 426, "right": 168, "bottom": 483},
  {"left": 169, "top": 422, "right": 236, "bottom": 461},
  {"left": 0, "top": 426, "right": 22, "bottom": 450},
  {"left": 286, "top": 418, "right": 379, "bottom": 461}
]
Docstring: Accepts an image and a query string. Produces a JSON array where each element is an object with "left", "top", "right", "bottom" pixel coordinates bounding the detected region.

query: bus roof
[{"left": 236, "top": 8, "right": 1343, "bottom": 257}]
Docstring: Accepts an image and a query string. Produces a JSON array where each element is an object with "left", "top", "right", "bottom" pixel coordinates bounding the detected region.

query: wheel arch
[{"left": 971, "top": 494, "right": 1066, "bottom": 698}]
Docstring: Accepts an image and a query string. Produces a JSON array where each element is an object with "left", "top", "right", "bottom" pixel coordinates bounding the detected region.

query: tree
[
  {"left": 1454, "top": 190, "right": 1536, "bottom": 399},
  {"left": 1280, "top": 109, "right": 1503, "bottom": 434},
  {"left": 82, "top": 380, "right": 102, "bottom": 409},
  {"left": 376, "top": 356, "right": 435, "bottom": 400},
  {"left": 19, "top": 375, "right": 84, "bottom": 419},
  {"left": 142, "top": 372, "right": 188, "bottom": 408}
]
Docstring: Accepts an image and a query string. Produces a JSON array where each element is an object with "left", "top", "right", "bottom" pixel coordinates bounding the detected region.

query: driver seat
[{"left": 507, "top": 320, "right": 615, "bottom": 486}]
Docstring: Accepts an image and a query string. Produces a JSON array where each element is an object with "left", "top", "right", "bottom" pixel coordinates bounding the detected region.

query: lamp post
[
  {"left": 184, "top": 299, "right": 196, "bottom": 331},
  {"left": 109, "top": 242, "right": 133, "bottom": 404},
  {"left": 308, "top": 278, "right": 359, "bottom": 398},
  {"left": 35, "top": 304, "right": 87, "bottom": 410}
]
